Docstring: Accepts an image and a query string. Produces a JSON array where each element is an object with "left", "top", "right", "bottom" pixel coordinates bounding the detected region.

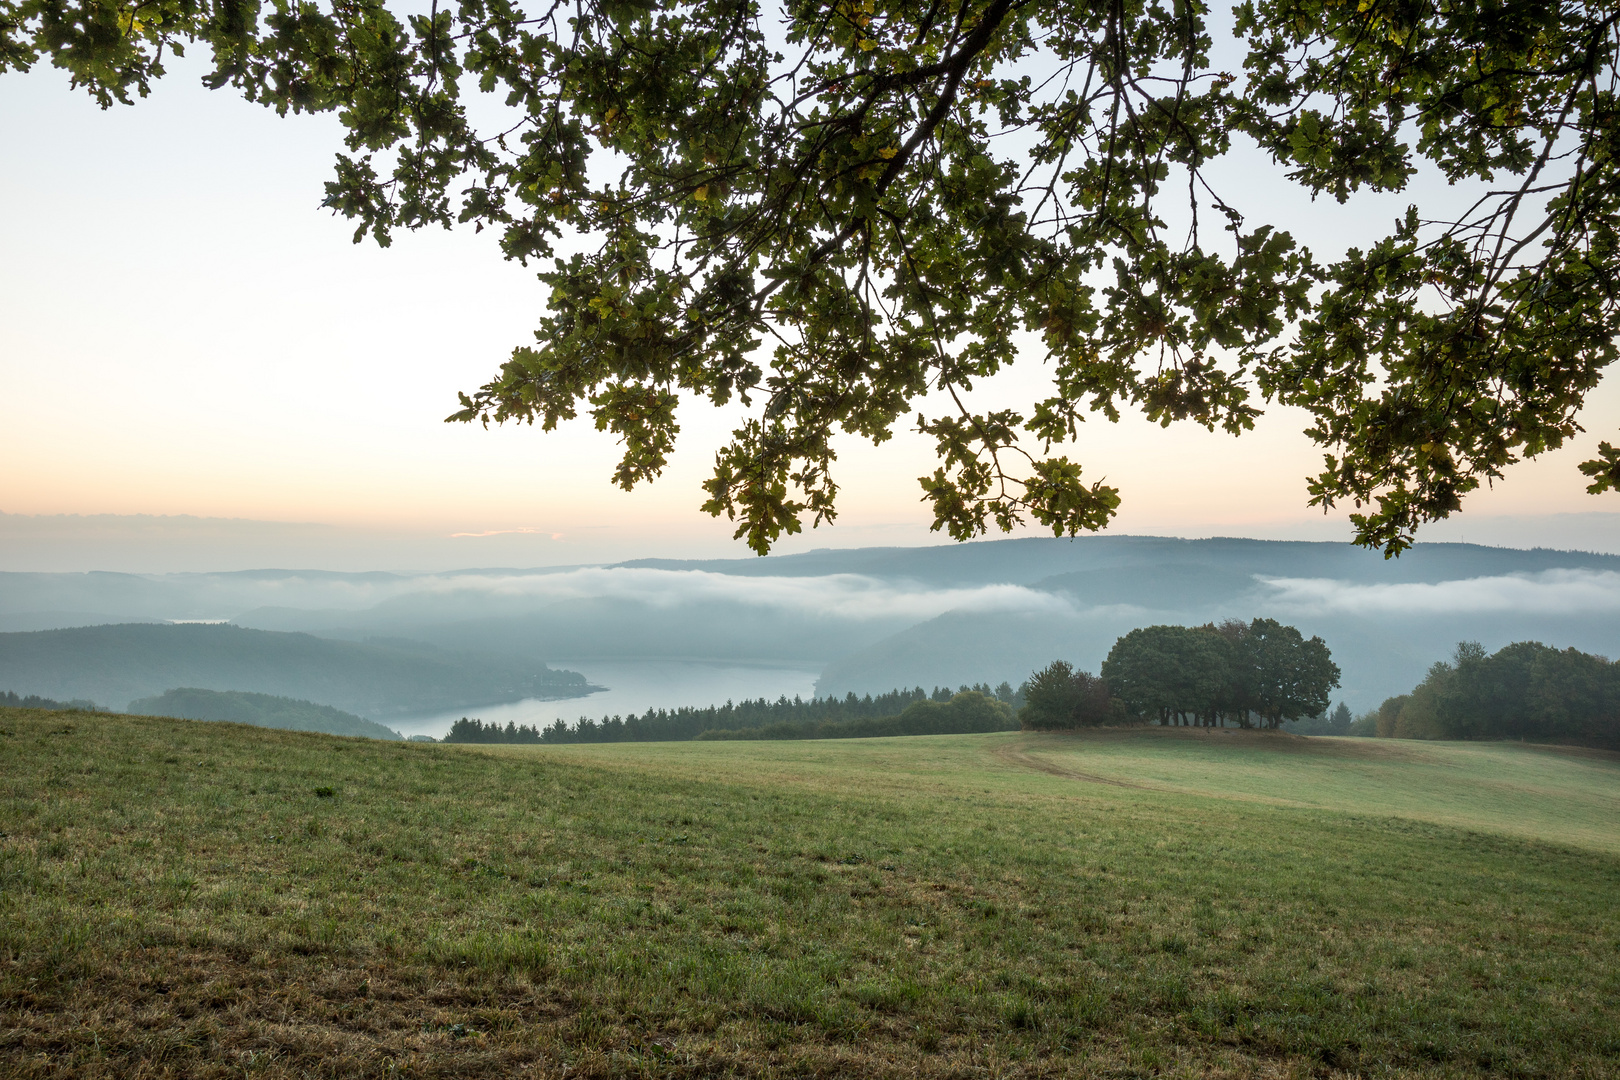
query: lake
[{"left": 392, "top": 658, "right": 824, "bottom": 739}]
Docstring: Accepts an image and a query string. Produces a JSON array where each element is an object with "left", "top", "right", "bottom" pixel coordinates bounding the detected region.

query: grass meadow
[{"left": 2, "top": 707, "right": 1618, "bottom": 1078}]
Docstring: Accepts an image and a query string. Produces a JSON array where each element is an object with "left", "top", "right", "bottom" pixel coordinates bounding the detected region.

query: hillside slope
[
  {"left": 994, "top": 728, "right": 1620, "bottom": 854},
  {"left": 0, "top": 623, "right": 592, "bottom": 715},
  {"left": 1, "top": 713, "right": 1615, "bottom": 1078},
  {"left": 127, "top": 688, "right": 403, "bottom": 740}
]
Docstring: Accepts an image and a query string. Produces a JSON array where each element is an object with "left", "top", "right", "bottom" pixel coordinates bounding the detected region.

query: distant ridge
[
  {"left": 4, "top": 536, "right": 1618, "bottom": 714},
  {"left": 128, "top": 688, "right": 402, "bottom": 740},
  {"left": 0, "top": 623, "right": 592, "bottom": 716}
]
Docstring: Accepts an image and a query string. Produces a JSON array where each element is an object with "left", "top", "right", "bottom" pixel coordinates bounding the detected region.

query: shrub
[{"left": 1346, "top": 711, "right": 1379, "bottom": 737}]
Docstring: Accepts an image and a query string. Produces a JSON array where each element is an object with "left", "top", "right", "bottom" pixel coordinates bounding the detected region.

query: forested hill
[
  {"left": 128, "top": 688, "right": 403, "bottom": 741},
  {"left": 0, "top": 623, "right": 592, "bottom": 716}
]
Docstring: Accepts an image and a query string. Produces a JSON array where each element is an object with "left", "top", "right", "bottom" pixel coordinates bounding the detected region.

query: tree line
[
  {"left": 1020, "top": 619, "right": 1340, "bottom": 730},
  {"left": 1285, "top": 703, "right": 1355, "bottom": 737},
  {"left": 695, "top": 691, "right": 1015, "bottom": 741},
  {"left": 0, "top": 690, "right": 104, "bottom": 712},
  {"left": 1360, "top": 641, "right": 1620, "bottom": 748},
  {"left": 441, "top": 683, "right": 1024, "bottom": 744}
]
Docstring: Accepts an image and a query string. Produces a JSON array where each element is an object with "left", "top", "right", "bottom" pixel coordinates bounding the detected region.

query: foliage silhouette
[
  {"left": 1377, "top": 641, "right": 1620, "bottom": 748},
  {"left": 9, "top": 0, "right": 1619, "bottom": 551}
]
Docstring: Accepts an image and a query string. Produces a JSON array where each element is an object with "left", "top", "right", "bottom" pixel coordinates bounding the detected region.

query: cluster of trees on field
[
  {"left": 1360, "top": 641, "right": 1620, "bottom": 748},
  {"left": 0, "top": 690, "right": 105, "bottom": 712},
  {"left": 441, "top": 683, "right": 1023, "bottom": 744},
  {"left": 1021, "top": 619, "right": 1340, "bottom": 730}
]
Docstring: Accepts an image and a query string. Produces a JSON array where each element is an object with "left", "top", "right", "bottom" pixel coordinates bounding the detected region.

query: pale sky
[{"left": 3, "top": 55, "right": 1618, "bottom": 572}]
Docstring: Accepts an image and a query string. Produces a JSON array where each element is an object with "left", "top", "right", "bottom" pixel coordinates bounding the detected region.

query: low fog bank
[
  {"left": 818, "top": 564, "right": 1620, "bottom": 710},
  {"left": 228, "top": 570, "right": 1070, "bottom": 661},
  {"left": 814, "top": 584, "right": 1620, "bottom": 713}
]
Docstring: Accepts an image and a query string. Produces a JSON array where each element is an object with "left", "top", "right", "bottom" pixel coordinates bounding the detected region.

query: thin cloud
[
  {"left": 1258, "top": 569, "right": 1620, "bottom": 616},
  {"left": 402, "top": 567, "right": 1077, "bottom": 622},
  {"left": 449, "top": 527, "right": 563, "bottom": 539}
]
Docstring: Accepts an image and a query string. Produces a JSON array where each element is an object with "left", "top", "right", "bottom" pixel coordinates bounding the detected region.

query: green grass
[
  {"left": 2, "top": 709, "right": 1618, "bottom": 1079},
  {"left": 1002, "top": 728, "right": 1620, "bottom": 855}
]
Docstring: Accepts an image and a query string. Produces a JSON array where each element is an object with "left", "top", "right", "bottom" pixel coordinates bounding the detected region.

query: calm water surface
[{"left": 393, "top": 659, "right": 823, "bottom": 739}]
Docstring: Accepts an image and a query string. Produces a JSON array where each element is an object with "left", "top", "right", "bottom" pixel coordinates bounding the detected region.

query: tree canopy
[
  {"left": 1378, "top": 640, "right": 1620, "bottom": 747},
  {"left": 1017, "top": 658, "right": 1115, "bottom": 729},
  {"left": 9, "top": 0, "right": 1620, "bottom": 552},
  {"left": 1100, "top": 624, "right": 1228, "bottom": 725},
  {"left": 1099, "top": 617, "right": 1338, "bottom": 727},
  {"left": 440, "top": 683, "right": 1019, "bottom": 741},
  {"left": 1240, "top": 616, "right": 1338, "bottom": 727}
]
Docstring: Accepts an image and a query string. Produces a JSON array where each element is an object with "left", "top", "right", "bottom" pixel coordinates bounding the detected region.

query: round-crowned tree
[
  {"left": 1242, "top": 619, "right": 1342, "bottom": 728},
  {"left": 1103, "top": 625, "right": 1229, "bottom": 726}
]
